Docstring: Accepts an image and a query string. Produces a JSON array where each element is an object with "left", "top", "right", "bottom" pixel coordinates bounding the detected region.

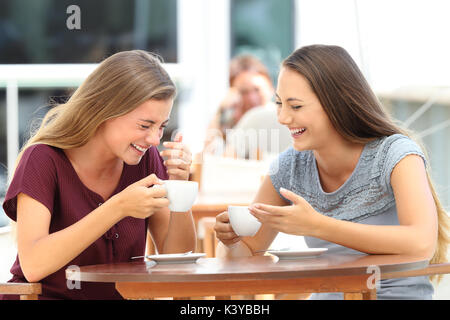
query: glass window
[
  {"left": 0, "top": 89, "right": 5, "bottom": 195},
  {"left": 382, "top": 96, "right": 450, "bottom": 209},
  {"left": 0, "top": 0, "right": 178, "bottom": 64},
  {"left": 231, "top": 0, "right": 295, "bottom": 83}
]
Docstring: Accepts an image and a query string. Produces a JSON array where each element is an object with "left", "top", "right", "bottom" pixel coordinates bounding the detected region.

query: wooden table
[{"left": 67, "top": 253, "right": 430, "bottom": 300}]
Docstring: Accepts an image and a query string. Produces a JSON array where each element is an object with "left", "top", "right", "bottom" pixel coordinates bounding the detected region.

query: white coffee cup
[
  {"left": 155, "top": 180, "right": 198, "bottom": 212},
  {"left": 228, "top": 205, "right": 261, "bottom": 237}
]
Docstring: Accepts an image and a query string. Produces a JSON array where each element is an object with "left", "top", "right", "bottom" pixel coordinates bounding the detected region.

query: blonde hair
[
  {"left": 284, "top": 45, "right": 449, "bottom": 282},
  {"left": 411, "top": 134, "right": 450, "bottom": 283},
  {"left": 9, "top": 50, "right": 176, "bottom": 240},
  {"left": 15, "top": 50, "right": 176, "bottom": 167}
]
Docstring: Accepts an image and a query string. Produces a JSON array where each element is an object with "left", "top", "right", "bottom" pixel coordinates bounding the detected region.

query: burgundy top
[{"left": 1, "top": 144, "right": 168, "bottom": 300}]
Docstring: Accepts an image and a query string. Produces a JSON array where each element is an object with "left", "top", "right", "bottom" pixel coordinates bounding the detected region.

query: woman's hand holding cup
[
  {"left": 111, "top": 174, "right": 170, "bottom": 220},
  {"left": 214, "top": 211, "right": 241, "bottom": 247}
]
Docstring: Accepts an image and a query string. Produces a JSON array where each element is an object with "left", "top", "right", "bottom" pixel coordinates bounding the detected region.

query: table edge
[{"left": 67, "top": 255, "right": 430, "bottom": 283}]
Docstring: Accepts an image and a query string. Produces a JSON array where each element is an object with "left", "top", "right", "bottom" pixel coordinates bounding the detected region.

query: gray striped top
[{"left": 269, "top": 134, "right": 434, "bottom": 300}]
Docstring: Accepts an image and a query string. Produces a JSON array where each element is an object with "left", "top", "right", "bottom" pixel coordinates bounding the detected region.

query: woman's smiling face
[
  {"left": 275, "top": 66, "right": 337, "bottom": 152},
  {"left": 98, "top": 98, "right": 173, "bottom": 165}
]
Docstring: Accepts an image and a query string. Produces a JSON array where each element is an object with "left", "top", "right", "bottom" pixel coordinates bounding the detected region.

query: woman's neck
[
  {"left": 313, "top": 137, "right": 365, "bottom": 182},
  {"left": 64, "top": 136, "right": 123, "bottom": 180}
]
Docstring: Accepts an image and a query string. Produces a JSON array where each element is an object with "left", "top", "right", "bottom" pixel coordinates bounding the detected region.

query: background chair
[{"left": 197, "top": 217, "right": 217, "bottom": 257}]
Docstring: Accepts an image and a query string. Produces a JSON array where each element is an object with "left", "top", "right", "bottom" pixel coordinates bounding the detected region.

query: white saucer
[
  {"left": 267, "top": 248, "right": 328, "bottom": 260},
  {"left": 145, "top": 253, "right": 206, "bottom": 264}
]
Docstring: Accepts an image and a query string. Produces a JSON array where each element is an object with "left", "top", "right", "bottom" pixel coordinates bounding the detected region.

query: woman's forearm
[
  {"left": 20, "top": 200, "right": 123, "bottom": 282},
  {"left": 312, "top": 214, "right": 436, "bottom": 258},
  {"left": 161, "top": 211, "right": 197, "bottom": 253},
  {"left": 216, "top": 240, "right": 253, "bottom": 258}
]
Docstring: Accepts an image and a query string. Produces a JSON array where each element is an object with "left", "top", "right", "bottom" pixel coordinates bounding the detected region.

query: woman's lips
[
  {"left": 131, "top": 143, "right": 148, "bottom": 155},
  {"left": 289, "top": 128, "right": 306, "bottom": 138}
]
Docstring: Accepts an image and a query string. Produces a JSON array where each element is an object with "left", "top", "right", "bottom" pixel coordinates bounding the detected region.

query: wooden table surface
[{"left": 67, "top": 253, "right": 429, "bottom": 300}]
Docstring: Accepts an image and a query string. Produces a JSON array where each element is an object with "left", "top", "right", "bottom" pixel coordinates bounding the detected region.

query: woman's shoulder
[
  {"left": 14, "top": 144, "right": 66, "bottom": 184},
  {"left": 379, "top": 133, "right": 421, "bottom": 151},
  {"left": 361, "top": 134, "right": 426, "bottom": 188},
  {"left": 20, "top": 144, "right": 63, "bottom": 165},
  {"left": 367, "top": 134, "right": 425, "bottom": 165}
]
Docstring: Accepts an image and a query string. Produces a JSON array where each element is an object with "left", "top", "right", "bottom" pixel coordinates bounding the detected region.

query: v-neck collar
[
  {"left": 60, "top": 148, "right": 126, "bottom": 202},
  {"left": 312, "top": 142, "right": 368, "bottom": 196}
]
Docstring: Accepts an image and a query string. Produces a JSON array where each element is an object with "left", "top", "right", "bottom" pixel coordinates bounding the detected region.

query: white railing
[
  {"left": 376, "top": 86, "right": 450, "bottom": 139},
  {"left": 0, "top": 63, "right": 184, "bottom": 182}
]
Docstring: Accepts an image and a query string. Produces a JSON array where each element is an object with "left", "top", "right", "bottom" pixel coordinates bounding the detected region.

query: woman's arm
[
  {"left": 17, "top": 193, "right": 123, "bottom": 283},
  {"left": 215, "top": 175, "right": 289, "bottom": 258},
  {"left": 17, "top": 174, "right": 168, "bottom": 282},
  {"left": 314, "top": 155, "right": 437, "bottom": 257},
  {"left": 148, "top": 208, "right": 197, "bottom": 254},
  {"left": 251, "top": 155, "right": 438, "bottom": 259}
]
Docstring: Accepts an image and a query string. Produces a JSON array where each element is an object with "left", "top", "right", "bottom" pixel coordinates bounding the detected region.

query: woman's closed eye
[
  {"left": 139, "top": 124, "right": 167, "bottom": 130},
  {"left": 275, "top": 101, "right": 302, "bottom": 110}
]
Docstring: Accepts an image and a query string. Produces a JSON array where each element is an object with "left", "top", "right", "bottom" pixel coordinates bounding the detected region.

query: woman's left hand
[
  {"left": 160, "top": 132, "right": 192, "bottom": 181},
  {"left": 248, "top": 188, "right": 322, "bottom": 236}
]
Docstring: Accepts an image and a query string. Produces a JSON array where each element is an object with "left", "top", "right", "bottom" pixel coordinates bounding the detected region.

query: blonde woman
[
  {"left": 215, "top": 45, "right": 449, "bottom": 299},
  {"left": 1, "top": 51, "right": 196, "bottom": 300}
]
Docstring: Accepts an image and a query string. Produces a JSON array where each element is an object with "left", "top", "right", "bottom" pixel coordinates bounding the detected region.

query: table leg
[
  {"left": 362, "top": 289, "right": 377, "bottom": 300},
  {"left": 344, "top": 289, "right": 376, "bottom": 300},
  {"left": 20, "top": 294, "right": 38, "bottom": 300},
  {"left": 344, "top": 292, "right": 363, "bottom": 300}
]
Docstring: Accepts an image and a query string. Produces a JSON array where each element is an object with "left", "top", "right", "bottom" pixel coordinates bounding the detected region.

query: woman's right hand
[
  {"left": 214, "top": 211, "right": 241, "bottom": 247},
  {"left": 111, "top": 174, "right": 170, "bottom": 219}
]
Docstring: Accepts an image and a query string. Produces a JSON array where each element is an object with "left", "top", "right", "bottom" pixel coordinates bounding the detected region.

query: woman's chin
[
  {"left": 123, "top": 154, "right": 144, "bottom": 166},
  {"left": 292, "top": 142, "right": 308, "bottom": 152}
]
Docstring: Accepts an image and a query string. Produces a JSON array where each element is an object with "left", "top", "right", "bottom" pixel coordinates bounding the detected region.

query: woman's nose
[
  {"left": 145, "top": 129, "right": 161, "bottom": 146},
  {"left": 277, "top": 105, "right": 292, "bottom": 125}
]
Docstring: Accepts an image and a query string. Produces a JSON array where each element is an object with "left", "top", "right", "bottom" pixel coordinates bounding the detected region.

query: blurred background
[{"left": 0, "top": 0, "right": 449, "bottom": 296}]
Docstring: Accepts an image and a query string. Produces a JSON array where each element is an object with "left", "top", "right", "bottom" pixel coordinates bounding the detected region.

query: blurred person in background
[{"left": 204, "top": 54, "right": 290, "bottom": 159}]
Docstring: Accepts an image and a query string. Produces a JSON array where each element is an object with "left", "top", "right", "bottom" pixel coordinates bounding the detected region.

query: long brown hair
[{"left": 283, "top": 44, "right": 449, "bottom": 281}]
